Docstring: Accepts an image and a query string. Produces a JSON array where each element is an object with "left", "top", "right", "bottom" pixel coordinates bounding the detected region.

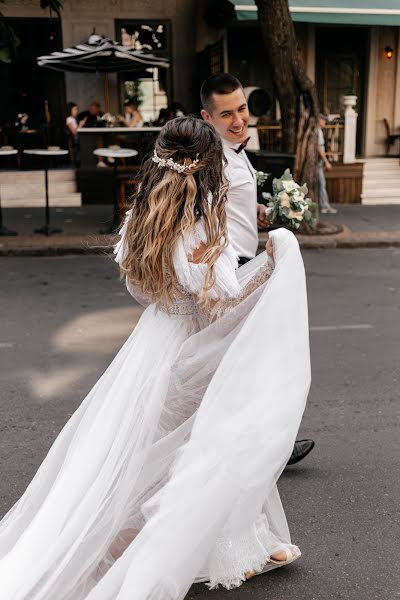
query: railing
[
  {"left": 323, "top": 123, "right": 344, "bottom": 162},
  {"left": 257, "top": 123, "right": 345, "bottom": 162}
]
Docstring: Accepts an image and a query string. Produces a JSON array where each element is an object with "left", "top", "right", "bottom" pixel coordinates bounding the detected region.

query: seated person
[
  {"left": 65, "top": 101, "right": 86, "bottom": 165},
  {"left": 79, "top": 102, "right": 103, "bottom": 128},
  {"left": 118, "top": 101, "right": 144, "bottom": 128},
  {"left": 78, "top": 102, "right": 106, "bottom": 167},
  {"left": 171, "top": 102, "right": 186, "bottom": 117},
  {"left": 154, "top": 107, "right": 174, "bottom": 126}
]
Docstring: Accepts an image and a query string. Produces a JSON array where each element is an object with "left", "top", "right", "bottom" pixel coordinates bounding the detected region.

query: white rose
[
  {"left": 288, "top": 208, "right": 304, "bottom": 221},
  {"left": 292, "top": 190, "right": 303, "bottom": 201},
  {"left": 279, "top": 192, "right": 291, "bottom": 208},
  {"left": 282, "top": 180, "right": 300, "bottom": 193}
]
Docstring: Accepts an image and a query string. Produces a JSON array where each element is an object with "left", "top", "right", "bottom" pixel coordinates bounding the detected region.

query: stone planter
[{"left": 342, "top": 95, "right": 358, "bottom": 109}]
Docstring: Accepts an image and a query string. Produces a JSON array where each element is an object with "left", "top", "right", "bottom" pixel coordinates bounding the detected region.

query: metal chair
[{"left": 383, "top": 118, "right": 400, "bottom": 156}]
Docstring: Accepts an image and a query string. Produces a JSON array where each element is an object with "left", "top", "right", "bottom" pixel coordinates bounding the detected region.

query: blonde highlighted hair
[{"left": 120, "top": 117, "right": 229, "bottom": 305}]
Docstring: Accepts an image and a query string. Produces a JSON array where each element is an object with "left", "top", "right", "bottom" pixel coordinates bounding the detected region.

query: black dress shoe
[{"left": 287, "top": 439, "right": 315, "bottom": 466}]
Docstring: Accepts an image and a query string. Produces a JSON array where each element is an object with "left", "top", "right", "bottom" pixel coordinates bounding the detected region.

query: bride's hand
[{"left": 266, "top": 237, "right": 274, "bottom": 259}]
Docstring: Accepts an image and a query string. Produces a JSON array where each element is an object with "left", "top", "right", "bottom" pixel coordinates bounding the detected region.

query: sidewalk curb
[
  {"left": 0, "top": 235, "right": 115, "bottom": 257},
  {"left": 258, "top": 226, "right": 400, "bottom": 251},
  {"left": 0, "top": 246, "right": 110, "bottom": 257},
  {"left": 2, "top": 232, "right": 400, "bottom": 257}
]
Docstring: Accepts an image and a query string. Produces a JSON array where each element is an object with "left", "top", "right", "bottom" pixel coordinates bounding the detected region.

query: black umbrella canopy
[{"left": 37, "top": 34, "right": 170, "bottom": 73}]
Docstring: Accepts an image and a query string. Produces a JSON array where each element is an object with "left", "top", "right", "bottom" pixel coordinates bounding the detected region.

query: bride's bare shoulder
[{"left": 188, "top": 242, "right": 208, "bottom": 264}]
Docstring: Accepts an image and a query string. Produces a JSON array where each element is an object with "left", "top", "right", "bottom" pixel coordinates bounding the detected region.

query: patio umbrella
[
  {"left": 37, "top": 34, "right": 170, "bottom": 111},
  {"left": 37, "top": 33, "right": 170, "bottom": 73}
]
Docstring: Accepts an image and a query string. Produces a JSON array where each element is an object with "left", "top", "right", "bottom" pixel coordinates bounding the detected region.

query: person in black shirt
[{"left": 79, "top": 102, "right": 103, "bottom": 128}]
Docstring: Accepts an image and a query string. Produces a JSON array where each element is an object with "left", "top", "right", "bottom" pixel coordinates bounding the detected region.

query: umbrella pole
[{"left": 103, "top": 73, "right": 110, "bottom": 113}]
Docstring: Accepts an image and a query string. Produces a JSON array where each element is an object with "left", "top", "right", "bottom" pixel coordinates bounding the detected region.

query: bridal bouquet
[{"left": 263, "top": 169, "right": 316, "bottom": 230}]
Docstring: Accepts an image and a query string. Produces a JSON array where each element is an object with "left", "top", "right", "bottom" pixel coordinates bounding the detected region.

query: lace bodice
[
  {"left": 172, "top": 219, "right": 274, "bottom": 322},
  {"left": 114, "top": 213, "right": 274, "bottom": 321}
]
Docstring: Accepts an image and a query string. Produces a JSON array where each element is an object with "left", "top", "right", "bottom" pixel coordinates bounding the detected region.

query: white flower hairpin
[{"left": 152, "top": 149, "right": 200, "bottom": 174}]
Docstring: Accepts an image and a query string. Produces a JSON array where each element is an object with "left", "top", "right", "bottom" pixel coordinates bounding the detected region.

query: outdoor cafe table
[
  {"left": 23, "top": 149, "right": 68, "bottom": 236},
  {"left": 93, "top": 147, "right": 138, "bottom": 233},
  {"left": 78, "top": 127, "right": 161, "bottom": 166},
  {"left": 0, "top": 148, "right": 18, "bottom": 236},
  {"left": 77, "top": 127, "right": 160, "bottom": 204}
]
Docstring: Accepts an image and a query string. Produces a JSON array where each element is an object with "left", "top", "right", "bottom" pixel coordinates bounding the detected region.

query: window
[{"left": 115, "top": 20, "right": 171, "bottom": 124}]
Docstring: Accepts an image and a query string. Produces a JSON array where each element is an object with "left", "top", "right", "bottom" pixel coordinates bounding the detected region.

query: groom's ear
[{"left": 201, "top": 109, "right": 211, "bottom": 122}]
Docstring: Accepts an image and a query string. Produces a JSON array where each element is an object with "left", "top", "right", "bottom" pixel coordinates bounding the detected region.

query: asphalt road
[{"left": 0, "top": 249, "right": 399, "bottom": 600}]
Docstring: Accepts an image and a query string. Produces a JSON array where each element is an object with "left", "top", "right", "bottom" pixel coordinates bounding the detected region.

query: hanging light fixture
[{"left": 384, "top": 45, "right": 394, "bottom": 59}]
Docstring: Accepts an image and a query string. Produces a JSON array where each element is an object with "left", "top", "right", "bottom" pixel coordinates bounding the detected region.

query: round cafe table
[
  {"left": 23, "top": 149, "right": 68, "bottom": 236},
  {"left": 94, "top": 148, "right": 138, "bottom": 233},
  {"left": 0, "top": 148, "right": 19, "bottom": 236}
]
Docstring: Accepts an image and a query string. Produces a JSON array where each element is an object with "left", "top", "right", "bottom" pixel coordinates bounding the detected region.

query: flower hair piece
[{"left": 152, "top": 148, "right": 200, "bottom": 174}]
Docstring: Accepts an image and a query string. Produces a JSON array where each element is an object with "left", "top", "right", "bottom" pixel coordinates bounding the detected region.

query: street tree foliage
[
  {"left": 255, "top": 0, "right": 319, "bottom": 200},
  {"left": 0, "top": 0, "right": 63, "bottom": 62}
]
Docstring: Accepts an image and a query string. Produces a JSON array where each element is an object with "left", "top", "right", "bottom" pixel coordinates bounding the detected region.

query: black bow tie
[{"left": 234, "top": 137, "right": 251, "bottom": 154}]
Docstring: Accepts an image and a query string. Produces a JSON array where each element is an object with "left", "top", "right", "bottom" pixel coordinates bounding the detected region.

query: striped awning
[
  {"left": 234, "top": 1, "right": 400, "bottom": 25},
  {"left": 37, "top": 34, "right": 170, "bottom": 73}
]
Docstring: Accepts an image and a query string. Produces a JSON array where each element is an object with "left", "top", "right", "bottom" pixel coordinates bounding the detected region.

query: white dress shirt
[{"left": 223, "top": 139, "right": 258, "bottom": 259}]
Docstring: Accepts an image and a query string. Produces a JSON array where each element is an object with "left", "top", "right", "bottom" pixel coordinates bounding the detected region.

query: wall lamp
[{"left": 384, "top": 45, "right": 394, "bottom": 59}]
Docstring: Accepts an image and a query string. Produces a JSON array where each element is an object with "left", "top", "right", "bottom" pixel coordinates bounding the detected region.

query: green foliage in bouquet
[
  {"left": 255, "top": 170, "right": 270, "bottom": 187},
  {"left": 262, "top": 169, "right": 316, "bottom": 230}
]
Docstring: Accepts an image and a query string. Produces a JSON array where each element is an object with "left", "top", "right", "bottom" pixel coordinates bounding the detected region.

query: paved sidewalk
[
  {"left": 1, "top": 204, "right": 400, "bottom": 256},
  {"left": 262, "top": 204, "right": 400, "bottom": 250},
  {"left": 0, "top": 206, "right": 114, "bottom": 256}
]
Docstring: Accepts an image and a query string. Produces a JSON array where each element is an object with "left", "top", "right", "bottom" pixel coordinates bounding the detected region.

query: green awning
[{"left": 234, "top": 1, "right": 400, "bottom": 26}]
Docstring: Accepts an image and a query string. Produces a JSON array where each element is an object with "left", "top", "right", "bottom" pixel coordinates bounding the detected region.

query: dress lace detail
[
  {"left": 171, "top": 220, "right": 275, "bottom": 325},
  {"left": 158, "top": 286, "right": 197, "bottom": 316},
  {"left": 200, "top": 259, "right": 274, "bottom": 323},
  {"left": 207, "top": 514, "right": 301, "bottom": 590},
  {"left": 207, "top": 515, "right": 272, "bottom": 589}
]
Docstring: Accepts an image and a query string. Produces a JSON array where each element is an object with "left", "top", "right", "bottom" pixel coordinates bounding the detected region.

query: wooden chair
[
  {"left": 383, "top": 118, "right": 400, "bottom": 155},
  {"left": 116, "top": 172, "right": 140, "bottom": 223}
]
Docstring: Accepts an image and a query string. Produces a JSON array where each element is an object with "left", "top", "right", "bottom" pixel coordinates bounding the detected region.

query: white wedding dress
[{"left": 0, "top": 215, "right": 311, "bottom": 599}]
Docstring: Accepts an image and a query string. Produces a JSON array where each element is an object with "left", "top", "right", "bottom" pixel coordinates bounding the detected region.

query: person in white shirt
[
  {"left": 200, "top": 73, "right": 315, "bottom": 465},
  {"left": 318, "top": 115, "right": 337, "bottom": 214},
  {"left": 66, "top": 102, "right": 87, "bottom": 139},
  {"left": 65, "top": 102, "right": 87, "bottom": 166},
  {"left": 119, "top": 101, "right": 144, "bottom": 128},
  {"left": 200, "top": 74, "right": 268, "bottom": 265}
]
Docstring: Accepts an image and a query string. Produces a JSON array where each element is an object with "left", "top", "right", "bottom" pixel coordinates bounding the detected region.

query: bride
[{"left": 0, "top": 116, "right": 311, "bottom": 599}]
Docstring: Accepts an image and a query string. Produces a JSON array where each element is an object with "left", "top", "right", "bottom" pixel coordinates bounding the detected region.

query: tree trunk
[{"left": 255, "top": 0, "right": 320, "bottom": 202}]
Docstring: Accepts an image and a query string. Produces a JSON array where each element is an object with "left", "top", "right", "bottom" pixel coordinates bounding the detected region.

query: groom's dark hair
[{"left": 200, "top": 73, "right": 243, "bottom": 114}]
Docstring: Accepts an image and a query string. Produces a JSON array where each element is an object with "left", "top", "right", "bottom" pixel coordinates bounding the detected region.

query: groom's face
[{"left": 201, "top": 87, "right": 249, "bottom": 145}]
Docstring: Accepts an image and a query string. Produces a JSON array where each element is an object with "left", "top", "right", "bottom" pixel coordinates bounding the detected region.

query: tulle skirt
[{"left": 0, "top": 228, "right": 311, "bottom": 599}]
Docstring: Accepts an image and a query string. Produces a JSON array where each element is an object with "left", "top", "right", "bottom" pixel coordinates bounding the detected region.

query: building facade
[
  {"left": 1, "top": 0, "right": 201, "bottom": 132},
  {"left": 230, "top": 1, "right": 400, "bottom": 158}
]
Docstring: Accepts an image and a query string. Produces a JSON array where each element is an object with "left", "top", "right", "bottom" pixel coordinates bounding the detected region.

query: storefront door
[
  {"left": 315, "top": 26, "right": 368, "bottom": 156},
  {"left": 0, "top": 18, "right": 65, "bottom": 148}
]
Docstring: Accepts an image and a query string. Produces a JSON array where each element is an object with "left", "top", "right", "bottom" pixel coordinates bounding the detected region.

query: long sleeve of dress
[
  {"left": 173, "top": 220, "right": 274, "bottom": 323},
  {"left": 203, "top": 258, "right": 274, "bottom": 322}
]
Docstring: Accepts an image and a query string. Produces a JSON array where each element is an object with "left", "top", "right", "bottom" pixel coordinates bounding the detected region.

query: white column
[
  {"left": 365, "top": 27, "right": 379, "bottom": 157},
  {"left": 343, "top": 96, "right": 358, "bottom": 163},
  {"left": 393, "top": 28, "right": 400, "bottom": 129}
]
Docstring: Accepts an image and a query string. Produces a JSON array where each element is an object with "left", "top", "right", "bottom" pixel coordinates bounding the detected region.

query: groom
[{"left": 200, "top": 73, "right": 314, "bottom": 466}]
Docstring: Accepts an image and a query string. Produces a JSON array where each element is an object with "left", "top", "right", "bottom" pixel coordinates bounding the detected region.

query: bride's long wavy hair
[{"left": 120, "top": 116, "right": 229, "bottom": 305}]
